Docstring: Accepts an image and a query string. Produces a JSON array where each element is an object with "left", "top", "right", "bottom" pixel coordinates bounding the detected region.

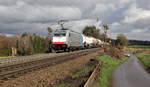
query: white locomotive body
[{"left": 52, "top": 29, "right": 83, "bottom": 52}]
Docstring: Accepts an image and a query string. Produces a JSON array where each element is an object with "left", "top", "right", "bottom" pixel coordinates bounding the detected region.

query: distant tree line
[
  {"left": 111, "top": 39, "right": 150, "bottom": 46},
  {"left": 128, "top": 40, "right": 150, "bottom": 45}
]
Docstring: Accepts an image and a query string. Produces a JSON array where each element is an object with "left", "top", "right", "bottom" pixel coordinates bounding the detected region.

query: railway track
[
  {"left": 0, "top": 53, "right": 67, "bottom": 65},
  {"left": 0, "top": 48, "right": 100, "bottom": 80}
]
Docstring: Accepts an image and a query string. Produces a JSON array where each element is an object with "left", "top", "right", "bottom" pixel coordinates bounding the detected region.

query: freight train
[{"left": 51, "top": 29, "right": 103, "bottom": 52}]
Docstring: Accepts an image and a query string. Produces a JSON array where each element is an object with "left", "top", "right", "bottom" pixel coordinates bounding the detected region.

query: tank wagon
[
  {"left": 51, "top": 29, "right": 103, "bottom": 52},
  {"left": 82, "top": 35, "right": 93, "bottom": 48}
]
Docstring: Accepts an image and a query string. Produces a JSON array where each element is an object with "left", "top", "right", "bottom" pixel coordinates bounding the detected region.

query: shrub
[
  {"left": 0, "top": 36, "right": 17, "bottom": 56},
  {"left": 103, "top": 46, "right": 123, "bottom": 59}
]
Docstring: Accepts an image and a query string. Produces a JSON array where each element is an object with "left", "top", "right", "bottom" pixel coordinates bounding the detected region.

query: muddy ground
[{"left": 0, "top": 50, "right": 102, "bottom": 87}]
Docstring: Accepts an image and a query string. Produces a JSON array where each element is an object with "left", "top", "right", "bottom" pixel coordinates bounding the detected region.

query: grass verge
[
  {"left": 96, "top": 55, "right": 127, "bottom": 87},
  {"left": 0, "top": 56, "right": 11, "bottom": 59},
  {"left": 127, "top": 45, "right": 150, "bottom": 49},
  {"left": 72, "top": 65, "right": 94, "bottom": 79},
  {"left": 136, "top": 53, "right": 150, "bottom": 67}
]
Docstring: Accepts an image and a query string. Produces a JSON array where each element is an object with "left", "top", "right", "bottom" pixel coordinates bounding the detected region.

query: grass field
[
  {"left": 96, "top": 55, "right": 127, "bottom": 87},
  {"left": 0, "top": 56, "right": 11, "bottom": 59},
  {"left": 127, "top": 45, "right": 150, "bottom": 49},
  {"left": 136, "top": 53, "right": 150, "bottom": 67}
]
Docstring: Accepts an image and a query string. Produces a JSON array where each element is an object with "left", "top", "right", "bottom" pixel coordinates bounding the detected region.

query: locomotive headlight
[{"left": 62, "top": 44, "right": 66, "bottom": 47}]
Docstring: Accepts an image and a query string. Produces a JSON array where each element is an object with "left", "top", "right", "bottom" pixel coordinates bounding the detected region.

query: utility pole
[{"left": 103, "top": 24, "right": 109, "bottom": 43}]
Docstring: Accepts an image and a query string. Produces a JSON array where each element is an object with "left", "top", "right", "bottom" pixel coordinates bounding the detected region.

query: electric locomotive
[{"left": 51, "top": 29, "right": 83, "bottom": 52}]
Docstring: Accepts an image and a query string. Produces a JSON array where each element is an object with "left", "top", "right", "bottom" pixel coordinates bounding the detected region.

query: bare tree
[
  {"left": 116, "top": 34, "right": 128, "bottom": 46},
  {"left": 47, "top": 27, "right": 53, "bottom": 35},
  {"left": 103, "top": 24, "right": 109, "bottom": 42},
  {"left": 0, "top": 35, "right": 17, "bottom": 56},
  {"left": 46, "top": 27, "right": 53, "bottom": 52}
]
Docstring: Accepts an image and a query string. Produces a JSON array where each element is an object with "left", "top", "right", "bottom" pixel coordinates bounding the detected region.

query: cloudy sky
[{"left": 0, "top": 0, "right": 150, "bottom": 40}]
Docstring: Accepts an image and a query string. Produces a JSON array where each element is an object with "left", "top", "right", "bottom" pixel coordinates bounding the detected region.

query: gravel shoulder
[
  {"left": 0, "top": 50, "right": 101, "bottom": 87},
  {"left": 0, "top": 53, "right": 68, "bottom": 66},
  {"left": 112, "top": 54, "right": 150, "bottom": 87}
]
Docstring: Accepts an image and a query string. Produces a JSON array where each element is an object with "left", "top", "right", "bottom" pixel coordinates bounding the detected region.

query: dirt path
[
  {"left": 112, "top": 54, "right": 150, "bottom": 87},
  {"left": 0, "top": 50, "right": 101, "bottom": 87}
]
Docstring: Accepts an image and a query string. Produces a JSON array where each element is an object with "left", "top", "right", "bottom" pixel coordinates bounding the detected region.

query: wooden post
[{"left": 12, "top": 47, "right": 17, "bottom": 57}]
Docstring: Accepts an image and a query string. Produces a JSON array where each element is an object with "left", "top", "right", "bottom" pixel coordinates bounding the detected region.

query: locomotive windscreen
[{"left": 54, "top": 31, "right": 66, "bottom": 37}]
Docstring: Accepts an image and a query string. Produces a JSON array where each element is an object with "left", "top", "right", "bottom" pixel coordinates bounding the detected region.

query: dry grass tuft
[{"left": 103, "top": 45, "right": 124, "bottom": 59}]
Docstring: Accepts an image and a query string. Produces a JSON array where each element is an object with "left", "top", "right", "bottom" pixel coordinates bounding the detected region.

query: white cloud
[
  {"left": 125, "top": 32, "right": 150, "bottom": 40},
  {"left": 0, "top": 1, "right": 82, "bottom": 23},
  {"left": 0, "top": 22, "right": 50, "bottom": 35},
  {"left": 0, "top": 0, "right": 150, "bottom": 41},
  {"left": 123, "top": 4, "right": 150, "bottom": 23},
  {"left": 131, "top": 29, "right": 147, "bottom": 33},
  {"left": 49, "top": 7, "right": 82, "bottom": 20},
  {"left": 93, "top": 3, "right": 117, "bottom": 14}
]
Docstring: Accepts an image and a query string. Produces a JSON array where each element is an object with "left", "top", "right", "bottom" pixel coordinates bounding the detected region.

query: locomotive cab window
[{"left": 54, "top": 33, "right": 66, "bottom": 37}]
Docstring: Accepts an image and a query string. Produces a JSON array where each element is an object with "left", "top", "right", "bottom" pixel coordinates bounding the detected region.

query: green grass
[
  {"left": 0, "top": 56, "right": 11, "bottom": 59},
  {"left": 136, "top": 53, "right": 150, "bottom": 67},
  {"left": 72, "top": 65, "right": 94, "bottom": 78},
  {"left": 96, "top": 55, "right": 127, "bottom": 87},
  {"left": 127, "top": 45, "right": 150, "bottom": 49}
]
